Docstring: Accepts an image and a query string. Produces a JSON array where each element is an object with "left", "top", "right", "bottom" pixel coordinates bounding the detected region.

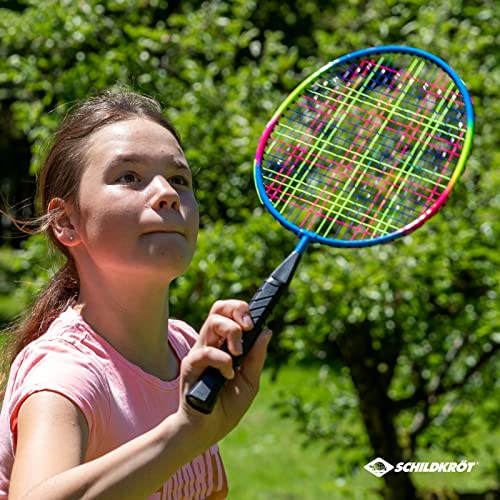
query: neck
[{"left": 74, "top": 270, "right": 179, "bottom": 381}]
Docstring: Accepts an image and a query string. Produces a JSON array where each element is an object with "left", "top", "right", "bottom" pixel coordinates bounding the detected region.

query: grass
[
  {"left": 220, "top": 364, "right": 500, "bottom": 499},
  {"left": 220, "top": 365, "right": 381, "bottom": 499}
]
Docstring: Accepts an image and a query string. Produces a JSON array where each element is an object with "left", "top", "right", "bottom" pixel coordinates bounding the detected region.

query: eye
[
  {"left": 116, "top": 172, "right": 140, "bottom": 184},
  {"left": 168, "top": 175, "right": 191, "bottom": 187}
]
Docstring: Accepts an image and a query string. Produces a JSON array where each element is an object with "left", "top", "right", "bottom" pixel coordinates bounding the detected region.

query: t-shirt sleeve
[
  {"left": 169, "top": 319, "right": 199, "bottom": 350},
  {"left": 6, "top": 338, "right": 109, "bottom": 446}
]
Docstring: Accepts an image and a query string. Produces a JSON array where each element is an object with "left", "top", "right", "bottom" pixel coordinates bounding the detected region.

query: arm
[
  {"left": 9, "top": 300, "right": 271, "bottom": 500},
  {"left": 10, "top": 391, "right": 204, "bottom": 499}
]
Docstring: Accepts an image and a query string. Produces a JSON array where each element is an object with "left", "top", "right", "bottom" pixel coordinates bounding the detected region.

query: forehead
[{"left": 85, "top": 118, "right": 186, "bottom": 165}]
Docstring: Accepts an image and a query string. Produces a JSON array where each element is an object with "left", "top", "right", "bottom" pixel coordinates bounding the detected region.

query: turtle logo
[{"left": 364, "top": 457, "right": 395, "bottom": 477}]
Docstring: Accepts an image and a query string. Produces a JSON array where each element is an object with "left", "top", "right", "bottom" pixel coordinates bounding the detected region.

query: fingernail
[
  {"left": 243, "top": 314, "right": 254, "bottom": 329},
  {"left": 236, "top": 339, "right": 243, "bottom": 356},
  {"left": 263, "top": 329, "right": 273, "bottom": 344}
]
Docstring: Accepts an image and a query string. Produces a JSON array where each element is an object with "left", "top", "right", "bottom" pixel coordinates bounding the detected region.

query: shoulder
[
  {"left": 11, "top": 307, "right": 108, "bottom": 383},
  {"left": 168, "top": 319, "right": 198, "bottom": 353},
  {"left": 4, "top": 308, "right": 110, "bottom": 437}
]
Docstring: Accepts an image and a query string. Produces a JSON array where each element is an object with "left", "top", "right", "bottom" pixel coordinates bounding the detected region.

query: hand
[{"left": 178, "top": 300, "right": 272, "bottom": 444}]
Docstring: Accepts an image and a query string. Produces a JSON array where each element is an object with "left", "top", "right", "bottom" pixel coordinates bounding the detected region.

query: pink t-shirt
[{"left": 0, "top": 308, "right": 228, "bottom": 499}]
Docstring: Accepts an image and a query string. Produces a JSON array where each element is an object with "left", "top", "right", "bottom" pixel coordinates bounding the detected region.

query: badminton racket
[{"left": 186, "top": 45, "right": 474, "bottom": 414}]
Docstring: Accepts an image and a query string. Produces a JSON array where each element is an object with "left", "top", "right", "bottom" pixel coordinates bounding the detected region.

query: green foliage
[
  {"left": 0, "top": 0, "right": 498, "bottom": 496},
  {"left": 171, "top": 212, "right": 295, "bottom": 322},
  {"left": 0, "top": 234, "right": 58, "bottom": 326}
]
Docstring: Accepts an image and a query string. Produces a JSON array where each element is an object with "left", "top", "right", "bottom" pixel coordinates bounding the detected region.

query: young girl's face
[{"left": 71, "top": 117, "right": 199, "bottom": 283}]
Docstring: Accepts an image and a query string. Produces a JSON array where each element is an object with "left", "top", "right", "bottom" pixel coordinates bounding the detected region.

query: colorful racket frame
[{"left": 254, "top": 45, "right": 474, "bottom": 252}]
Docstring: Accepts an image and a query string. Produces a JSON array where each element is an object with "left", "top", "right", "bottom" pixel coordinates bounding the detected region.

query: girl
[{"left": 0, "top": 89, "right": 271, "bottom": 499}]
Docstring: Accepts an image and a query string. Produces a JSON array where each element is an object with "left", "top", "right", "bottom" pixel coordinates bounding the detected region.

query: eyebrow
[{"left": 106, "top": 153, "right": 191, "bottom": 172}]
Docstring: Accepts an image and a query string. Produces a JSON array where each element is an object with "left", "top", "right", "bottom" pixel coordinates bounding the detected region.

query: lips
[
  {"left": 141, "top": 216, "right": 187, "bottom": 237},
  {"left": 143, "top": 229, "right": 184, "bottom": 236}
]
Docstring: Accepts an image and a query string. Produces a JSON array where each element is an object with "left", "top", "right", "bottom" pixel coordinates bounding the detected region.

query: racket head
[{"left": 254, "top": 45, "right": 474, "bottom": 248}]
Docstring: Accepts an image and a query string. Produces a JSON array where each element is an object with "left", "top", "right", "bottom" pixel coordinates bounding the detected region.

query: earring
[{"left": 69, "top": 235, "right": 74, "bottom": 241}]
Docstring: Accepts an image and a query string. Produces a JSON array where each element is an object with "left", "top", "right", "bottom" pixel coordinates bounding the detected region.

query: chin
[
  {"left": 142, "top": 236, "right": 195, "bottom": 262},
  {"left": 149, "top": 251, "right": 194, "bottom": 281}
]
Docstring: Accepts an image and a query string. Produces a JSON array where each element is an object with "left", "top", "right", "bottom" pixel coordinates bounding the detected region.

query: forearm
[{"left": 15, "top": 413, "right": 208, "bottom": 500}]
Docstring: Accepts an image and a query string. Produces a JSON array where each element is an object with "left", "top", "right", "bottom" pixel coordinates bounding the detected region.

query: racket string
[{"left": 260, "top": 51, "right": 468, "bottom": 242}]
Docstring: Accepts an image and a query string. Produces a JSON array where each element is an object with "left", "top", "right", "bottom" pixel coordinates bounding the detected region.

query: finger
[
  {"left": 182, "top": 345, "right": 235, "bottom": 382},
  {"left": 209, "top": 300, "right": 253, "bottom": 330},
  {"left": 199, "top": 314, "right": 243, "bottom": 356}
]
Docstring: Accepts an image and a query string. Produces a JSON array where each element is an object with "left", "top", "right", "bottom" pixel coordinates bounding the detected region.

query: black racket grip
[{"left": 186, "top": 251, "right": 301, "bottom": 414}]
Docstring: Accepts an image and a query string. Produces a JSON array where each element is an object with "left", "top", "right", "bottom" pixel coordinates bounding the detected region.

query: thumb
[{"left": 239, "top": 329, "right": 272, "bottom": 382}]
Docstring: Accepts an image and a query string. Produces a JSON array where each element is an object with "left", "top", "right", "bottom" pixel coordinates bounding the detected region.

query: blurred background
[{"left": 0, "top": 1, "right": 498, "bottom": 498}]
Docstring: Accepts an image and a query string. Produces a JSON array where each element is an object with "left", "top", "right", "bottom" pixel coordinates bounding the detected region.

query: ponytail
[
  {"left": 0, "top": 257, "right": 79, "bottom": 400},
  {"left": 8, "top": 260, "right": 79, "bottom": 363}
]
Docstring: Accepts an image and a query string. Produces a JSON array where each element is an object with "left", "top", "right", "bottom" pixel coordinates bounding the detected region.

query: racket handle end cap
[{"left": 186, "top": 367, "right": 227, "bottom": 414}]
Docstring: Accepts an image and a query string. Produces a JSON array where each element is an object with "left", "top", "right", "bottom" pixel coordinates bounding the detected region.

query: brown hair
[{"left": 1, "top": 88, "right": 182, "bottom": 379}]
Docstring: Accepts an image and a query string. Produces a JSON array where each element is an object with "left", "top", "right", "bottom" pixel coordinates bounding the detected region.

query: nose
[{"left": 149, "top": 175, "right": 180, "bottom": 210}]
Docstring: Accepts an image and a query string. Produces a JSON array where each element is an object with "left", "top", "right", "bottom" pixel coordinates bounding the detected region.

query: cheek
[
  {"left": 78, "top": 201, "right": 137, "bottom": 242},
  {"left": 183, "top": 194, "right": 200, "bottom": 237}
]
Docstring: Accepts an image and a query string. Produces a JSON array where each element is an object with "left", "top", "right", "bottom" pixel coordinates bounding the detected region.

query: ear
[{"left": 47, "top": 198, "right": 81, "bottom": 247}]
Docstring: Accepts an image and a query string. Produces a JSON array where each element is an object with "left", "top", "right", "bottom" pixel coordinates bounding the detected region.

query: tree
[
  {"left": 0, "top": 1, "right": 498, "bottom": 498},
  {"left": 264, "top": 1, "right": 500, "bottom": 498}
]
